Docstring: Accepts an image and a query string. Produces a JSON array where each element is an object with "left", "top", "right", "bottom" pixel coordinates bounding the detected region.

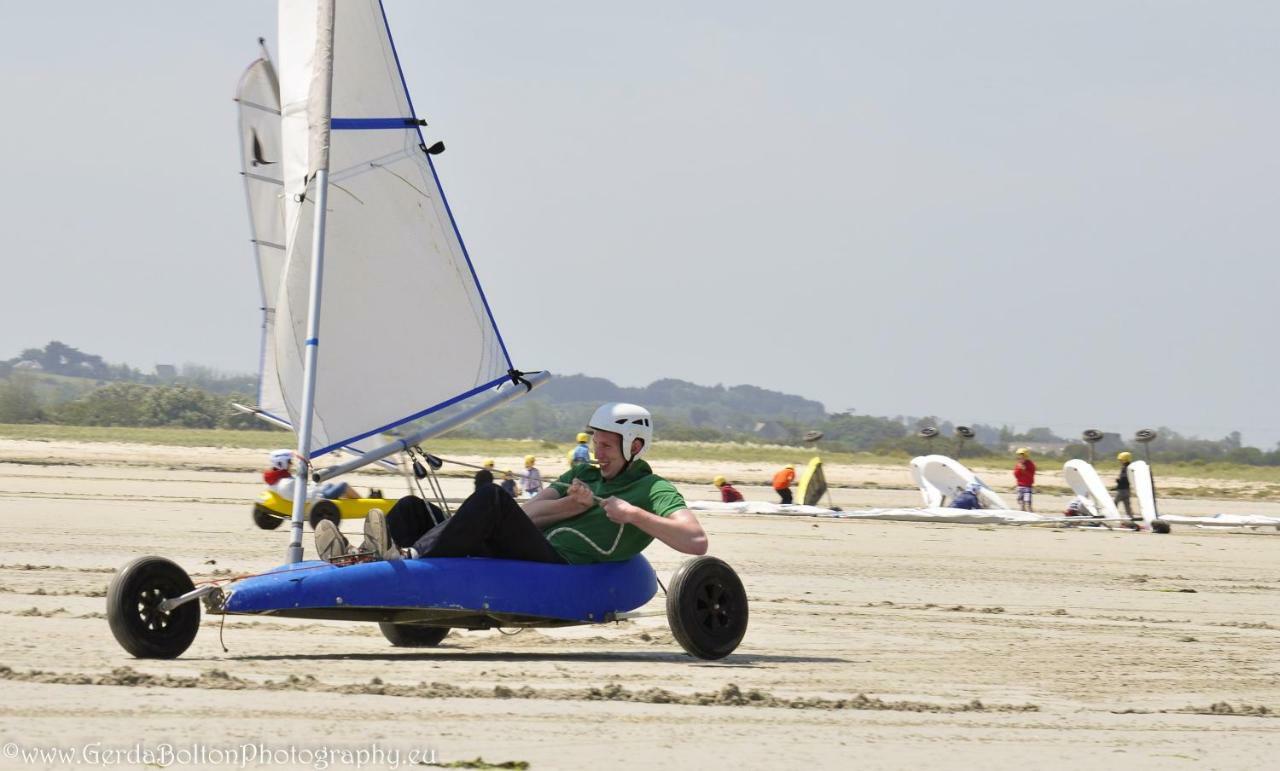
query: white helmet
[
  {"left": 268, "top": 449, "right": 293, "bottom": 471},
  {"left": 587, "top": 402, "right": 652, "bottom": 462}
]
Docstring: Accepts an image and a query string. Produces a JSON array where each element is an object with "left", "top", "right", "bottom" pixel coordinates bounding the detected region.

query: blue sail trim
[
  {"left": 331, "top": 117, "right": 420, "bottom": 130},
  {"left": 375, "top": 0, "right": 516, "bottom": 371},
  {"left": 312, "top": 373, "right": 513, "bottom": 458}
]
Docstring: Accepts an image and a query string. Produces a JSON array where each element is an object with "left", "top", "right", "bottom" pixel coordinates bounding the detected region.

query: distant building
[{"left": 13, "top": 360, "right": 42, "bottom": 371}]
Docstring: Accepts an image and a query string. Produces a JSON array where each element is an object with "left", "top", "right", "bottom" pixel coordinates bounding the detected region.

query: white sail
[
  {"left": 275, "top": 0, "right": 513, "bottom": 457},
  {"left": 235, "top": 44, "right": 289, "bottom": 424}
]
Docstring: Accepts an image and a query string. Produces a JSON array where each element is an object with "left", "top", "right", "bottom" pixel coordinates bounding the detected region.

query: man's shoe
[
  {"left": 358, "top": 509, "right": 401, "bottom": 560},
  {"left": 314, "top": 519, "right": 351, "bottom": 561}
]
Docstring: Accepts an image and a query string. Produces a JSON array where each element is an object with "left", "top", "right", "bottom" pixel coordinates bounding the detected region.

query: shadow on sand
[{"left": 209, "top": 649, "right": 848, "bottom": 666}]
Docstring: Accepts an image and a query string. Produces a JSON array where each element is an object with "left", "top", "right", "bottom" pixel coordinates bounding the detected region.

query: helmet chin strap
[{"left": 619, "top": 440, "right": 645, "bottom": 473}]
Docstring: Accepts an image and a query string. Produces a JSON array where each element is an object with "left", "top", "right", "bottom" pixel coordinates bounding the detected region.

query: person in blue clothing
[
  {"left": 949, "top": 481, "right": 984, "bottom": 510},
  {"left": 571, "top": 432, "right": 592, "bottom": 466}
]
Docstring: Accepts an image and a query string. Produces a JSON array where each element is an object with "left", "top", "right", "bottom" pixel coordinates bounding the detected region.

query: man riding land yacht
[{"left": 316, "top": 403, "right": 708, "bottom": 564}]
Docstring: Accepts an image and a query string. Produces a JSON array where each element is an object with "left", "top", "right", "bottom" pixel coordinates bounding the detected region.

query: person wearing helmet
[
  {"left": 714, "top": 475, "right": 744, "bottom": 503},
  {"left": 474, "top": 459, "right": 496, "bottom": 491},
  {"left": 1114, "top": 451, "right": 1133, "bottom": 518},
  {"left": 521, "top": 455, "right": 543, "bottom": 499},
  {"left": 570, "top": 432, "right": 592, "bottom": 467},
  {"left": 262, "top": 449, "right": 358, "bottom": 501},
  {"left": 1013, "top": 448, "right": 1036, "bottom": 512},
  {"left": 320, "top": 403, "right": 707, "bottom": 564},
  {"left": 771, "top": 464, "right": 797, "bottom": 504},
  {"left": 949, "top": 481, "right": 984, "bottom": 510}
]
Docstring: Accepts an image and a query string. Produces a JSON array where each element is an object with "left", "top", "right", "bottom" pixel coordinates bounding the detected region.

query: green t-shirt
[{"left": 543, "top": 458, "right": 686, "bottom": 564}]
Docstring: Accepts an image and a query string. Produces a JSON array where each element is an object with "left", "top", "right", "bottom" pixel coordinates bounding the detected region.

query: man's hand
[
  {"left": 566, "top": 479, "right": 596, "bottom": 512},
  {"left": 602, "top": 496, "right": 640, "bottom": 525}
]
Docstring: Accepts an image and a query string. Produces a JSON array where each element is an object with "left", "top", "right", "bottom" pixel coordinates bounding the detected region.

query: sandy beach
[{"left": 0, "top": 439, "right": 1277, "bottom": 769}]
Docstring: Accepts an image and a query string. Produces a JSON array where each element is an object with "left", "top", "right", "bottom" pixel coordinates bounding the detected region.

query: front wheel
[
  {"left": 252, "top": 504, "right": 284, "bottom": 530},
  {"left": 106, "top": 557, "right": 200, "bottom": 659},
  {"left": 666, "top": 556, "right": 748, "bottom": 660},
  {"left": 378, "top": 622, "right": 450, "bottom": 647},
  {"left": 1151, "top": 520, "right": 1172, "bottom": 535},
  {"left": 309, "top": 500, "right": 341, "bottom": 531}
]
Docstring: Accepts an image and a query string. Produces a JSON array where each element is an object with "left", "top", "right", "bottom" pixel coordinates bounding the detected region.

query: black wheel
[
  {"left": 252, "top": 504, "right": 284, "bottom": 530},
  {"left": 378, "top": 622, "right": 450, "bottom": 647},
  {"left": 1152, "top": 520, "right": 1172, "bottom": 535},
  {"left": 309, "top": 500, "right": 341, "bottom": 530},
  {"left": 106, "top": 557, "right": 200, "bottom": 659},
  {"left": 666, "top": 556, "right": 748, "bottom": 660}
]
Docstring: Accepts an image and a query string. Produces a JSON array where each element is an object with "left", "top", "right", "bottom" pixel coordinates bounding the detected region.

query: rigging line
[
  {"left": 419, "top": 453, "right": 572, "bottom": 487},
  {"left": 370, "top": 161, "right": 428, "bottom": 198},
  {"left": 251, "top": 239, "right": 285, "bottom": 250}
]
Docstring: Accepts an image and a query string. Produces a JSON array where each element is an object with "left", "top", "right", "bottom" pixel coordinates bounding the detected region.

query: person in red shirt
[
  {"left": 714, "top": 475, "right": 744, "bottom": 503},
  {"left": 1013, "top": 448, "right": 1036, "bottom": 512},
  {"left": 771, "top": 464, "right": 796, "bottom": 504},
  {"left": 263, "top": 449, "right": 359, "bottom": 500},
  {"left": 263, "top": 449, "right": 294, "bottom": 487}
]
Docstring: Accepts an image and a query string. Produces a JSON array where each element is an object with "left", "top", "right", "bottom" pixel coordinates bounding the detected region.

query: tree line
[{"left": 1, "top": 342, "right": 1276, "bottom": 465}]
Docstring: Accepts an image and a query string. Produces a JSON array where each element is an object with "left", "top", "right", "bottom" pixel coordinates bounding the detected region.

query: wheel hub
[
  {"left": 136, "top": 588, "right": 173, "bottom": 631},
  {"left": 696, "top": 581, "right": 733, "bottom": 632}
]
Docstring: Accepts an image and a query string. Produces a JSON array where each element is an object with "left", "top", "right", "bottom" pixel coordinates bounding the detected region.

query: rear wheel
[
  {"left": 252, "top": 504, "right": 284, "bottom": 530},
  {"left": 1151, "top": 520, "right": 1172, "bottom": 535},
  {"left": 666, "top": 556, "right": 748, "bottom": 660},
  {"left": 106, "top": 557, "right": 200, "bottom": 659},
  {"left": 378, "top": 622, "right": 450, "bottom": 647},
  {"left": 309, "top": 500, "right": 341, "bottom": 530}
]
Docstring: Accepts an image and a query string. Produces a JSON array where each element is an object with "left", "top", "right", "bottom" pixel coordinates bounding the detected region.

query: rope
[
  {"left": 410, "top": 446, "right": 452, "bottom": 517},
  {"left": 217, "top": 611, "right": 229, "bottom": 653},
  {"left": 543, "top": 521, "right": 625, "bottom": 557}
]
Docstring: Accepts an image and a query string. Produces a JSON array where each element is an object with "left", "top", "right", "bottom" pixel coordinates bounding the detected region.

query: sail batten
[{"left": 235, "top": 44, "right": 288, "bottom": 426}]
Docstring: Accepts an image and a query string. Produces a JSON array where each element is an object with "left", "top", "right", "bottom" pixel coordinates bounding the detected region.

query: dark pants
[
  {"left": 776, "top": 487, "right": 793, "bottom": 505},
  {"left": 1114, "top": 490, "right": 1132, "bottom": 517},
  {"left": 386, "top": 485, "right": 566, "bottom": 564}
]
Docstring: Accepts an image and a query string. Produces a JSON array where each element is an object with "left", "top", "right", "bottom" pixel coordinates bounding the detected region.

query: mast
[{"left": 285, "top": 0, "right": 336, "bottom": 564}]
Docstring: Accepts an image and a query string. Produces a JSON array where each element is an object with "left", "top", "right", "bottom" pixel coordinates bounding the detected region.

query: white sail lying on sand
[
  {"left": 916, "top": 454, "right": 1011, "bottom": 510},
  {"left": 690, "top": 455, "right": 1117, "bottom": 526},
  {"left": 273, "top": 0, "right": 518, "bottom": 458},
  {"left": 687, "top": 500, "right": 1047, "bottom": 524},
  {"left": 1062, "top": 459, "right": 1120, "bottom": 519}
]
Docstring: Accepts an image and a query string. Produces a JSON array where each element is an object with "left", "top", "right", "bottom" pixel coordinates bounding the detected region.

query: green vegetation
[
  {"left": 0, "top": 423, "right": 288, "bottom": 448},
  {"left": 4, "top": 422, "right": 1278, "bottom": 485},
  {"left": 4, "top": 341, "right": 1279, "bottom": 474}
]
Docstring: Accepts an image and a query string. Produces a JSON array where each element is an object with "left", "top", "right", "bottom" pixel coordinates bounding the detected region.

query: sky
[{"left": 1, "top": 1, "right": 1277, "bottom": 447}]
